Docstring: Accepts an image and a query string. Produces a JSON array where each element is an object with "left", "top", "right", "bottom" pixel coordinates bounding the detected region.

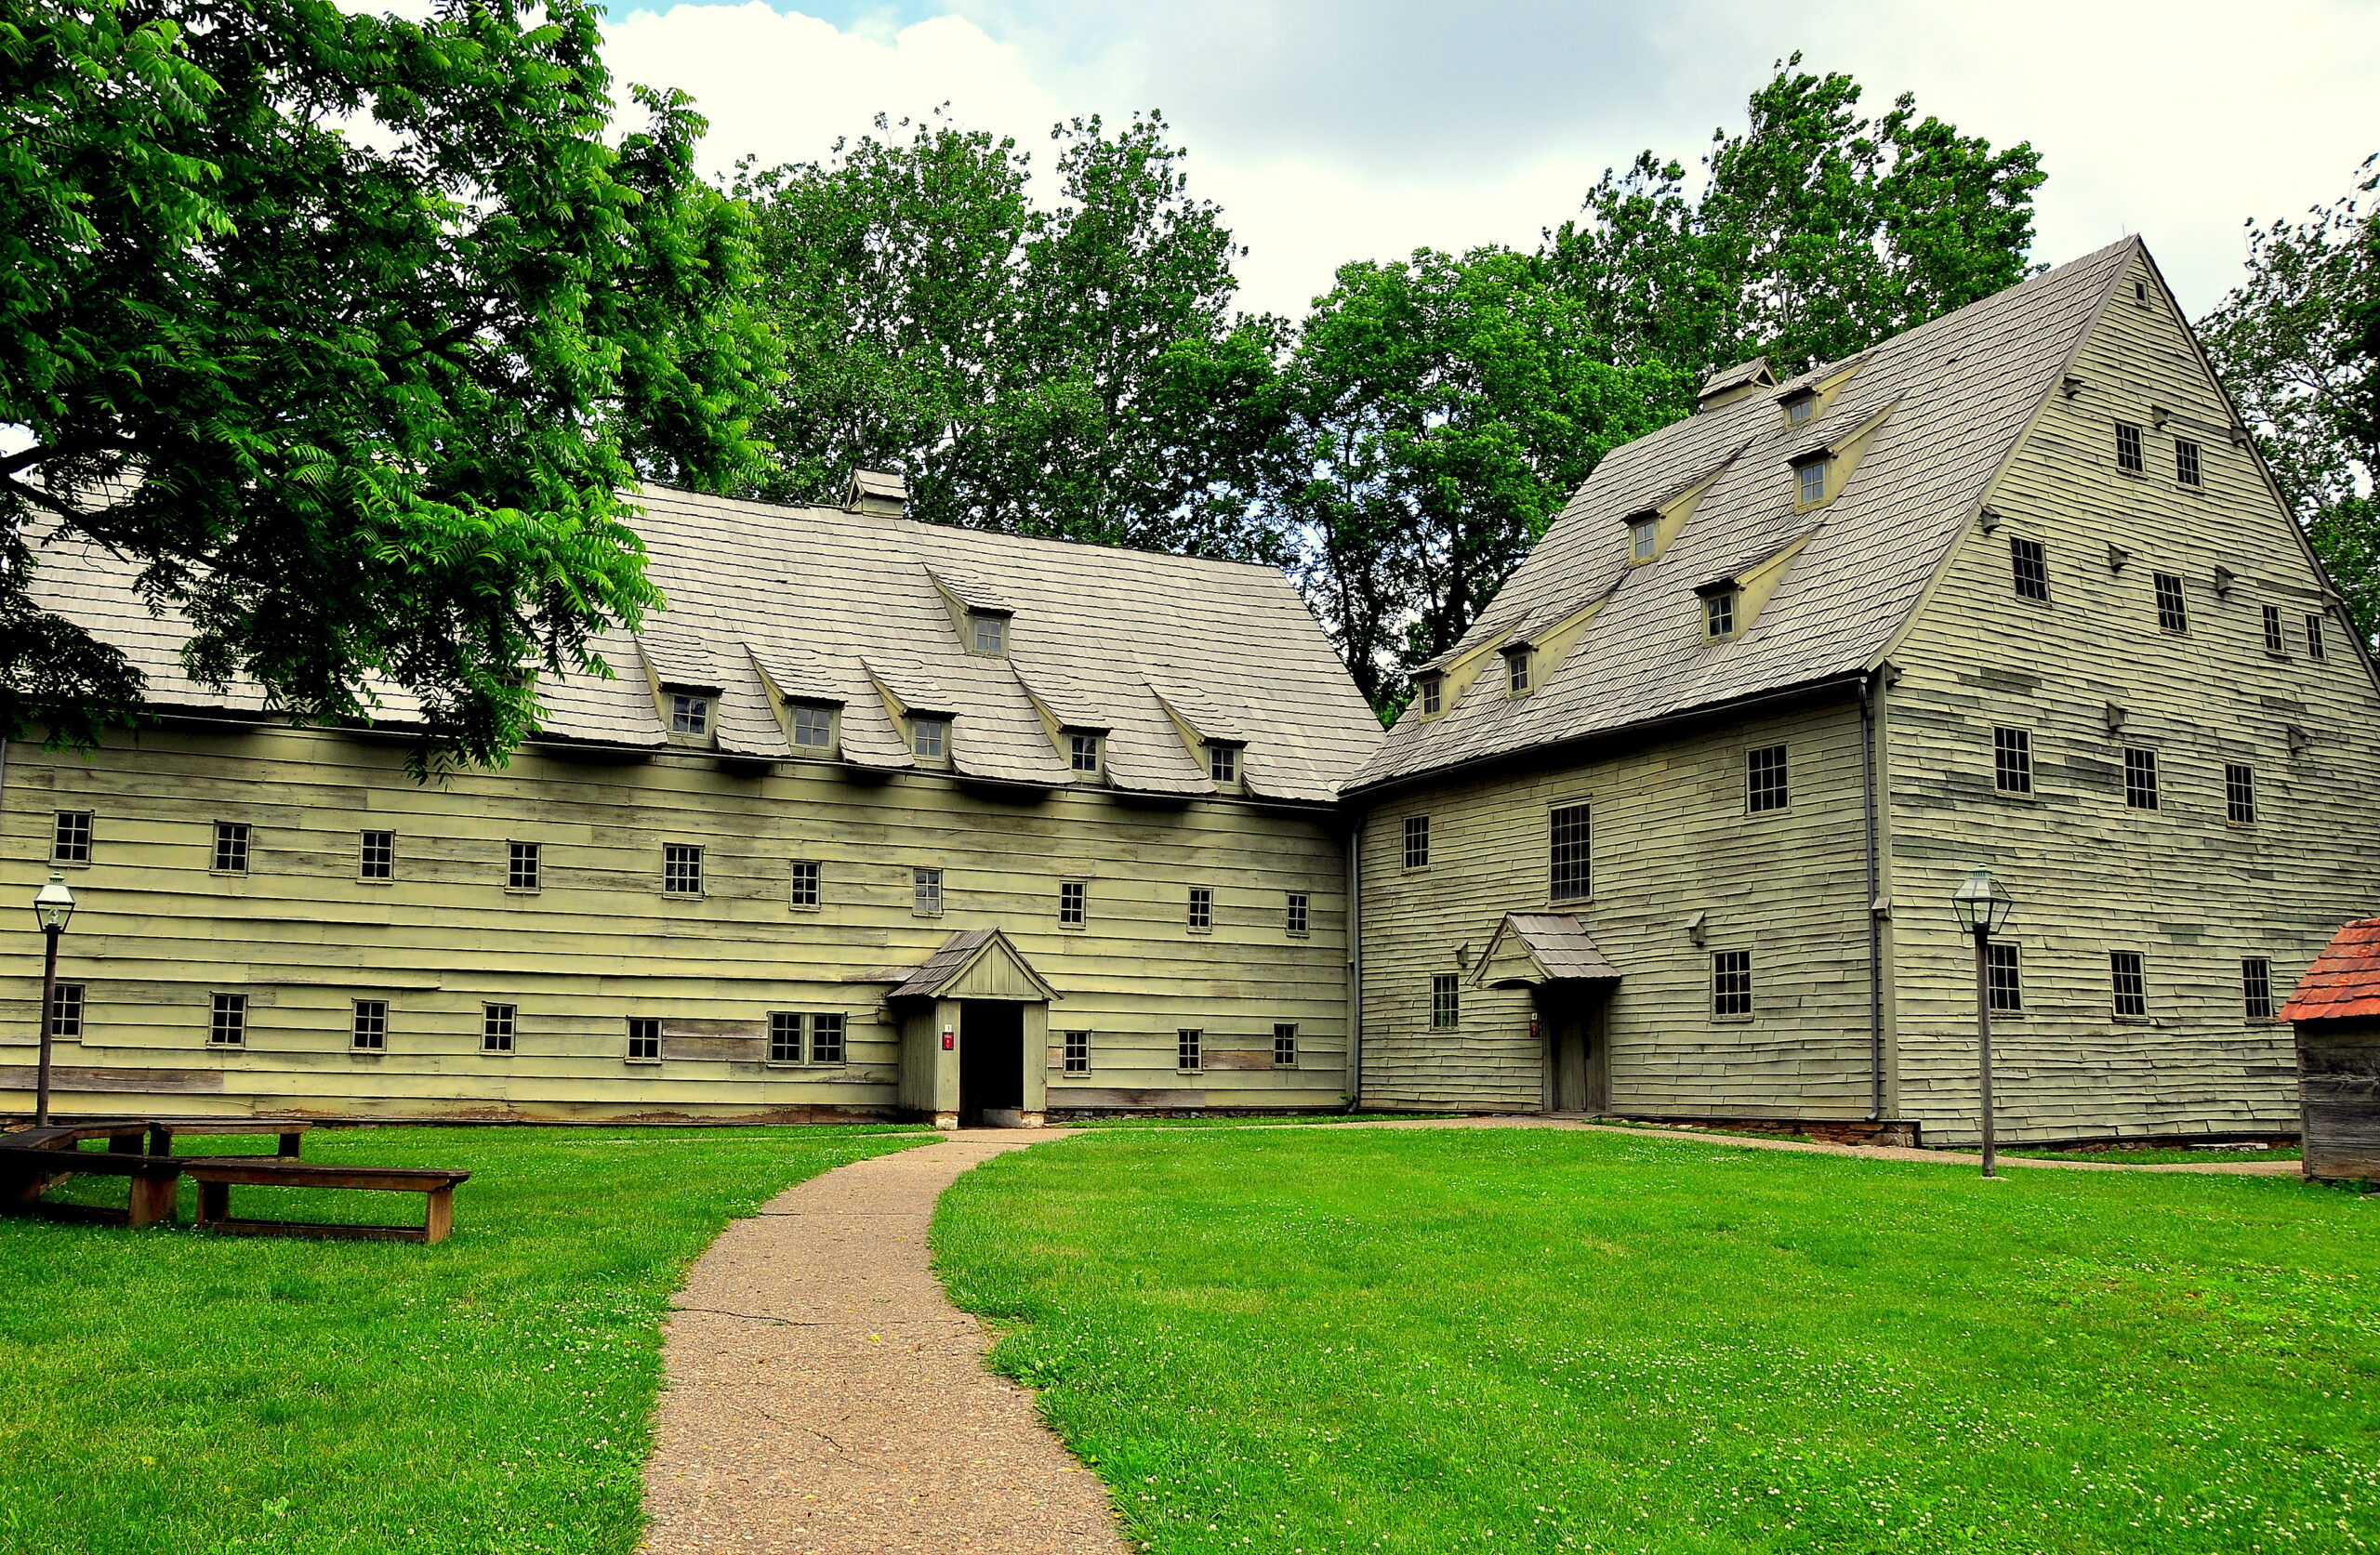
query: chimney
[{"left": 843, "top": 469, "right": 908, "bottom": 517}]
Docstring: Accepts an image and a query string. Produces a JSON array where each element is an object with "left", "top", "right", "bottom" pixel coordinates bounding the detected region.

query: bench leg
[
  {"left": 277, "top": 1131, "right": 303, "bottom": 1160},
  {"left": 196, "top": 1179, "right": 229, "bottom": 1230},
  {"left": 148, "top": 1126, "right": 174, "bottom": 1159},
  {"left": 128, "top": 1170, "right": 178, "bottom": 1230},
  {"left": 423, "top": 1185, "right": 454, "bottom": 1244}
]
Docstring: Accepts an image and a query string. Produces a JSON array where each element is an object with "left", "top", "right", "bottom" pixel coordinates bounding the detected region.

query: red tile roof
[{"left": 2280, "top": 917, "right": 2380, "bottom": 1022}]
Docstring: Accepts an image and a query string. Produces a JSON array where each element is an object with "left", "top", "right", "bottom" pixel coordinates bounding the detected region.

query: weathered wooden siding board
[
  {"left": 1882, "top": 249, "right": 2380, "bottom": 1143},
  {"left": 1356, "top": 697, "right": 1878, "bottom": 1115},
  {"left": 0, "top": 724, "right": 1350, "bottom": 1120}
]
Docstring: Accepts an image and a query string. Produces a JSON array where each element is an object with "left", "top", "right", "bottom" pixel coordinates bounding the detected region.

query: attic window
[
  {"left": 911, "top": 717, "right": 948, "bottom": 759},
  {"left": 668, "top": 692, "right": 710, "bottom": 735},
  {"left": 789, "top": 703, "right": 834, "bottom": 749},
  {"left": 1697, "top": 580, "right": 1739, "bottom": 640},
  {"left": 970, "top": 613, "right": 1007, "bottom": 654},
  {"left": 1070, "top": 732, "right": 1101, "bottom": 772},
  {"left": 1208, "top": 744, "right": 1239, "bottom": 784},
  {"left": 1418, "top": 675, "right": 1443, "bottom": 716},
  {"left": 2134, "top": 279, "right": 2149, "bottom": 304},
  {"left": 1503, "top": 647, "right": 1532, "bottom": 696},
  {"left": 1792, "top": 453, "right": 1830, "bottom": 507},
  {"left": 1627, "top": 513, "right": 1659, "bottom": 564},
  {"left": 1780, "top": 389, "right": 1817, "bottom": 428}
]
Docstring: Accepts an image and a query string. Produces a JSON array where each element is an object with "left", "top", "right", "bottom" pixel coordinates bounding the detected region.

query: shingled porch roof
[{"left": 2279, "top": 917, "right": 2380, "bottom": 1023}]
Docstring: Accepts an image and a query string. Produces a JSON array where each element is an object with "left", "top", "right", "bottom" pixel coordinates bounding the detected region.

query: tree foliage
[
  {"left": 2199, "top": 155, "right": 2380, "bottom": 639},
  {"left": 734, "top": 112, "right": 1289, "bottom": 560},
  {"left": 0, "top": 0, "right": 774, "bottom": 771}
]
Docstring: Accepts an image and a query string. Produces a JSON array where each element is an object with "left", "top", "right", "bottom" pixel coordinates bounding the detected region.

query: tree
[
  {"left": 2199, "top": 155, "right": 2380, "bottom": 639},
  {"left": 1, "top": 0, "right": 774, "bottom": 771},
  {"left": 1276, "top": 248, "right": 1687, "bottom": 708},
  {"left": 1545, "top": 57, "right": 2046, "bottom": 380},
  {"left": 734, "top": 111, "right": 1289, "bottom": 560}
]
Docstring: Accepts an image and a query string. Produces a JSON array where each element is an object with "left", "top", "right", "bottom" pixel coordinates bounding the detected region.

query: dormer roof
[
  {"left": 845, "top": 468, "right": 908, "bottom": 515},
  {"left": 1697, "top": 357, "right": 1777, "bottom": 410}
]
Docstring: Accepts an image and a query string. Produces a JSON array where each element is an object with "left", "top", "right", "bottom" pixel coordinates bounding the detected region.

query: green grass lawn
[
  {"left": 934, "top": 1127, "right": 2380, "bottom": 1555},
  {"left": 2002, "top": 1145, "right": 2303, "bottom": 1165},
  {"left": 0, "top": 1124, "right": 924, "bottom": 1555}
]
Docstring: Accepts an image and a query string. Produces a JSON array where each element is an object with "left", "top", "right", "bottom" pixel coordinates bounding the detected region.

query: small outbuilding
[{"left": 2279, "top": 916, "right": 2380, "bottom": 1181}]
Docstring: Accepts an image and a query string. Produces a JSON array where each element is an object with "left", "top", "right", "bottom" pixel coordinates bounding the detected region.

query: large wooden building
[{"left": 6, "top": 237, "right": 2375, "bottom": 1142}]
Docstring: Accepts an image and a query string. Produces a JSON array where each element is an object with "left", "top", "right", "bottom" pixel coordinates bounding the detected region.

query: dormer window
[
  {"left": 668, "top": 692, "right": 710, "bottom": 735},
  {"left": 911, "top": 717, "right": 948, "bottom": 759},
  {"left": 789, "top": 703, "right": 835, "bottom": 750},
  {"left": 969, "top": 613, "right": 1007, "bottom": 654},
  {"left": 1793, "top": 454, "right": 1830, "bottom": 508},
  {"left": 1698, "top": 580, "right": 1739, "bottom": 640},
  {"left": 1418, "top": 675, "right": 1443, "bottom": 716},
  {"left": 1780, "top": 389, "right": 1817, "bottom": 428},
  {"left": 1628, "top": 514, "right": 1659, "bottom": 564},
  {"left": 1208, "top": 743, "right": 1239, "bottom": 784},
  {"left": 1504, "top": 647, "right": 1532, "bottom": 696},
  {"left": 1070, "top": 732, "right": 1101, "bottom": 773}
]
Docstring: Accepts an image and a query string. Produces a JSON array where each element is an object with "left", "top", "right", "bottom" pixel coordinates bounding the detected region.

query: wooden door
[{"left": 1539, "top": 986, "right": 1609, "bottom": 1114}]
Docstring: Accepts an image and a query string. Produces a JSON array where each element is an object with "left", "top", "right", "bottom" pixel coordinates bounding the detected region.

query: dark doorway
[
  {"left": 1537, "top": 984, "right": 1609, "bottom": 1114},
  {"left": 958, "top": 1000, "right": 1025, "bottom": 1126}
]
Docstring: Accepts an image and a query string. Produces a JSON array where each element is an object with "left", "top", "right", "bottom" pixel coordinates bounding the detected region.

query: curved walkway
[{"left": 640, "top": 1129, "right": 1124, "bottom": 1555}]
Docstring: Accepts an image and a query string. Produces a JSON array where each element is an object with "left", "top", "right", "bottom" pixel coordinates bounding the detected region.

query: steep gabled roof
[{"left": 1352, "top": 239, "right": 2141, "bottom": 795}]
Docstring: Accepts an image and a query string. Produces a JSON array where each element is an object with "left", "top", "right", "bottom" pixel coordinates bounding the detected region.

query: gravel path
[{"left": 640, "top": 1129, "right": 1125, "bottom": 1555}]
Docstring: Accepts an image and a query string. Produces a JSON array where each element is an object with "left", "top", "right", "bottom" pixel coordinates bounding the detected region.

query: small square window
[
  {"left": 1549, "top": 804, "right": 1591, "bottom": 901},
  {"left": 663, "top": 843, "right": 704, "bottom": 897},
  {"left": 971, "top": 613, "right": 1007, "bottom": 654},
  {"left": 1188, "top": 886, "right": 1213, "bottom": 931},
  {"left": 811, "top": 1013, "right": 846, "bottom": 1065},
  {"left": 2175, "top": 438, "right": 2202, "bottom": 487},
  {"left": 2123, "top": 748, "right": 2160, "bottom": 810},
  {"left": 209, "top": 992, "right": 247, "bottom": 1047},
  {"left": 2152, "top": 572, "right": 2188, "bottom": 633},
  {"left": 1177, "top": 1028, "right": 1203, "bottom": 1072},
  {"left": 1712, "top": 951, "right": 1752, "bottom": 1018},
  {"left": 669, "top": 693, "right": 710, "bottom": 736},
  {"left": 1986, "top": 942, "right": 2021, "bottom": 1013},
  {"left": 789, "top": 860, "right": 821, "bottom": 910},
  {"left": 2263, "top": 605, "right": 2286, "bottom": 654},
  {"left": 769, "top": 1010, "right": 803, "bottom": 1063},
  {"left": 2115, "top": 421, "right": 2145, "bottom": 474},
  {"left": 1783, "top": 393, "right": 1816, "bottom": 428},
  {"left": 483, "top": 1003, "right": 517, "bottom": 1053},
  {"left": 790, "top": 704, "right": 834, "bottom": 749},
  {"left": 1273, "top": 1022, "right": 1300, "bottom": 1068},
  {"left": 1746, "top": 745, "right": 1789, "bottom": 812},
  {"left": 359, "top": 830, "right": 395, "bottom": 880},
  {"left": 1285, "top": 891, "right": 1310, "bottom": 935},
  {"left": 1418, "top": 677, "right": 1443, "bottom": 716},
  {"left": 2224, "top": 763, "right": 2256, "bottom": 825},
  {"left": 1796, "top": 457, "right": 1829, "bottom": 507},
  {"left": 627, "top": 1017, "right": 662, "bottom": 1061},
  {"left": 508, "top": 840, "right": 541, "bottom": 891},
  {"left": 913, "top": 866, "right": 944, "bottom": 916},
  {"left": 1070, "top": 733, "right": 1101, "bottom": 772},
  {"left": 351, "top": 998, "right": 389, "bottom": 1051},
  {"left": 1403, "top": 815, "right": 1431, "bottom": 869},
  {"left": 2010, "top": 537, "right": 2050, "bottom": 602},
  {"left": 50, "top": 810, "right": 92, "bottom": 864},
  {"left": 1992, "top": 728, "right": 2032, "bottom": 795},
  {"left": 1505, "top": 649, "right": 1532, "bottom": 695},
  {"left": 1063, "top": 1030, "right": 1091, "bottom": 1075},
  {"left": 213, "top": 822, "right": 251, "bottom": 875},
  {"left": 1209, "top": 744, "right": 1238, "bottom": 784},
  {"left": 2242, "top": 958, "right": 2274, "bottom": 1020},
  {"left": 1059, "top": 880, "right": 1087, "bottom": 927},
  {"left": 1431, "top": 974, "right": 1461, "bottom": 1030},
  {"left": 1703, "top": 590, "right": 1737, "bottom": 639},
  {"left": 911, "top": 718, "right": 948, "bottom": 759},
  {"left": 47, "top": 982, "right": 84, "bottom": 1038},
  {"left": 2110, "top": 951, "right": 2148, "bottom": 1017},
  {"left": 2307, "top": 613, "right": 2327, "bottom": 660}
]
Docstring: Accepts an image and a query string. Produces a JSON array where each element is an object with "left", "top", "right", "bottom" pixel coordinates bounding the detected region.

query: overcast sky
[{"left": 612, "top": 2, "right": 2377, "bottom": 322}]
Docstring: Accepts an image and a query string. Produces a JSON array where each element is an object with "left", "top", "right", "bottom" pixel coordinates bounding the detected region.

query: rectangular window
[
  {"left": 789, "top": 860, "right": 821, "bottom": 909},
  {"left": 669, "top": 692, "right": 709, "bottom": 735},
  {"left": 1506, "top": 650, "right": 1532, "bottom": 696},
  {"left": 2153, "top": 572, "right": 2188, "bottom": 633},
  {"left": 351, "top": 998, "right": 389, "bottom": 1051},
  {"left": 50, "top": 810, "right": 92, "bottom": 864},
  {"left": 627, "top": 1017, "right": 662, "bottom": 1061},
  {"left": 971, "top": 614, "right": 1006, "bottom": 653},
  {"left": 482, "top": 1003, "right": 516, "bottom": 1054},
  {"left": 2009, "top": 536, "right": 2050, "bottom": 602},
  {"left": 2123, "top": 747, "right": 2160, "bottom": 810},
  {"left": 2242, "top": 958, "right": 2275, "bottom": 1020},
  {"left": 769, "top": 1010, "right": 803, "bottom": 1063},
  {"left": 911, "top": 718, "right": 948, "bottom": 759},
  {"left": 1549, "top": 804, "right": 1591, "bottom": 901},
  {"left": 2110, "top": 951, "right": 2148, "bottom": 1017},
  {"left": 2307, "top": 613, "right": 2327, "bottom": 660},
  {"left": 213, "top": 821, "right": 251, "bottom": 875},
  {"left": 1712, "top": 951, "right": 1753, "bottom": 1018},
  {"left": 508, "top": 841, "right": 541, "bottom": 891},
  {"left": 663, "top": 843, "right": 704, "bottom": 897},
  {"left": 1703, "top": 590, "right": 1737, "bottom": 638},
  {"left": 2115, "top": 420, "right": 2145, "bottom": 473},
  {"left": 2175, "top": 438, "right": 2202, "bottom": 487},
  {"left": 2224, "top": 763, "right": 2256, "bottom": 824},
  {"left": 790, "top": 704, "right": 834, "bottom": 749},
  {"left": 2263, "top": 605, "right": 2287, "bottom": 654},
  {"left": 1188, "top": 887, "right": 1213, "bottom": 931},
  {"left": 1285, "top": 891, "right": 1310, "bottom": 935},
  {"left": 1208, "top": 744, "right": 1238, "bottom": 784},
  {"left": 1992, "top": 728, "right": 2033, "bottom": 794},
  {"left": 1986, "top": 942, "right": 2022, "bottom": 1013},
  {"left": 359, "top": 830, "right": 395, "bottom": 880},
  {"left": 1063, "top": 1030, "right": 1091, "bottom": 1075},
  {"left": 1403, "top": 814, "right": 1431, "bottom": 868},
  {"left": 1746, "top": 745, "right": 1790, "bottom": 812},
  {"left": 1273, "top": 1023, "right": 1300, "bottom": 1068},
  {"left": 209, "top": 992, "right": 246, "bottom": 1047},
  {"left": 1059, "top": 880, "right": 1087, "bottom": 927},
  {"left": 1630, "top": 517, "right": 1659, "bottom": 561},
  {"left": 1796, "top": 457, "right": 1828, "bottom": 507},
  {"left": 913, "top": 866, "right": 944, "bottom": 916},
  {"left": 47, "top": 982, "right": 84, "bottom": 1038},
  {"left": 1431, "top": 973, "right": 1461, "bottom": 1030},
  {"left": 1418, "top": 677, "right": 1443, "bottom": 715},
  {"left": 1070, "top": 733, "right": 1100, "bottom": 772},
  {"left": 1177, "top": 1028, "right": 1203, "bottom": 1072},
  {"left": 811, "top": 1013, "right": 846, "bottom": 1065}
]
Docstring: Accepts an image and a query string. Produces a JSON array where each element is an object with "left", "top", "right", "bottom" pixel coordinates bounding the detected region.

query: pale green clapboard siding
[
  {"left": 0, "top": 723, "right": 1351, "bottom": 1119},
  {"left": 1356, "top": 696, "right": 1879, "bottom": 1116},
  {"left": 1882, "top": 249, "right": 2380, "bottom": 1144}
]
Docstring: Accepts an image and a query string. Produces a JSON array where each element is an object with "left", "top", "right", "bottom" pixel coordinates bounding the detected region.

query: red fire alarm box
[
  {"left": 1528, "top": 1020, "right": 1540, "bottom": 1038},
  {"left": 941, "top": 1031, "right": 956, "bottom": 1050}
]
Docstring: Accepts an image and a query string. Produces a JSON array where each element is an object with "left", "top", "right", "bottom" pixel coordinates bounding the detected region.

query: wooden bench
[
  {"left": 147, "top": 1120, "right": 312, "bottom": 1160},
  {"left": 0, "top": 1127, "right": 182, "bottom": 1229},
  {"left": 182, "top": 1158, "right": 470, "bottom": 1244}
]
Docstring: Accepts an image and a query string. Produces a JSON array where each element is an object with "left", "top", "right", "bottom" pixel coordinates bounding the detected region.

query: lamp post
[
  {"left": 1950, "top": 867, "right": 2015, "bottom": 1178},
  {"left": 31, "top": 872, "right": 75, "bottom": 1127}
]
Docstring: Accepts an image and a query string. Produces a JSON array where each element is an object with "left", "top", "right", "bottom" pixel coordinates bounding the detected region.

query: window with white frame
[
  {"left": 789, "top": 860, "right": 821, "bottom": 910},
  {"left": 1986, "top": 942, "right": 2021, "bottom": 1012},
  {"left": 1059, "top": 880, "right": 1087, "bottom": 927},
  {"left": 483, "top": 1003, "right": 517, "bottom": 1053},
  {"left": 790, "top": 703, "right": 834, "bottom": 749},
  {"left": 769, "top": 1010, "right": 801, "bottom": 1063},
  {"left": 1629, "top": 515, "right": 1659, "bottom": 562},
  {"left": 359, "top": 830, "right": 395, "bottom": 880},
  {"left": 1702, "top": 588, "right": 1738, "bottom": 639},
  {"left": 2122, "top": 748, "right": 2160, "bottom": 810},
  {"left": 669, "top": 692, "right": 710, "bottom": 735},
  {"left": 47, "top": 982, "right": 84, "bottom": 1038},
  {"left": 2109, "top": 951, "right": 2148, "bottom": 1017},
  {"left": 213, "top": 821, "right": 251, "bottom": 874},
  {"left": 508, "top": 840, "right": 541, "bottom": 891},
  {"left": 2175, "top": 438, "right": 2202, "bottom": 487},
  {"left": 970, "top": 613, "right": 1007, "bottom": 654},
  {"left": 663, "top": 843, "right": 704, "bottom": 896},
  {"left": 51, "top": 810, "right": 92, "bottom": 864},
  {"left": 1746, "top": 745, "right": 1789, "bottom": 812},
  {"left": 811, "top": 1013, "right": 846, "bottom": 1064},
  {"left": 1505, "top": 648, "right": 1532, "bottom": 695},
  {"left": 913, "top": 867, "right": 944, "bottom": 916},
  {"left": 1208, "top": 744, "right": 1238, "bottom": 784},
  {"left": 1273, "top": 1023, "right": 1299, "bottom": 1068},
  {"left": 626, "top": 1017, "right": 662, "bottom": 1061},
  {"left": 1711, "top": 951, "right": 1752, "bottom": 1017},
  {"left": 1188, "top": 886, "right": 1213, "bottom": 931},
  {"left": 1418, "top": 676, "right": 1443, "bottom": 715},
  {"left": 911, "top": 717, "right": 948, "bottom": 759},
  {"left": 1794, "top": 455, "right": 1830, "bottom": 507},
  {"left": 1176, "top": 1028, "right": 1203, "bottom": 1072},
  {"left": 1993, "top": 728, "right": 2033, "bottom": 795},
  {"left": 1285, "top": 892, "right": 1310, "bottom": 934},
  {"left": 1070, "top": 733, "right": 1101, "bottom": 772},
  {"left": 1063, "top": 1030, "right": 1091, "bottom": 1074},
  {"left": 1403, "top": 814, "right": 1431, "bottom": 869},
  {"left": 351, "top": 999, "right": 389, "bottom": 1051},
  {"left": 210, "top": 993, "right": 247, "bottom": 1046}
]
